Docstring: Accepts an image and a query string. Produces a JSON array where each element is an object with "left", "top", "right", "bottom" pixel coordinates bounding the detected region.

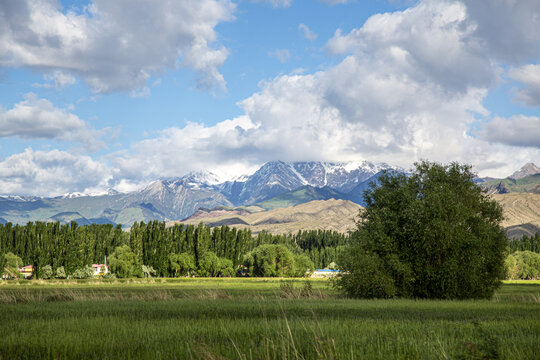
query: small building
[
  {"left": 92, "top": 264, "right": 108, "bottom": 276},
  {"left": 311, "top": 269, "right": 340, "bottom": 278},
  {"left": 18, "top": 265, "right": 33, "bottom": 279}
]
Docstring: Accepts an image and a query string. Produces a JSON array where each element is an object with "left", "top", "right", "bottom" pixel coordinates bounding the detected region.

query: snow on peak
[{"left": 60, "top": 192, "right": 87, "bottom": 199}]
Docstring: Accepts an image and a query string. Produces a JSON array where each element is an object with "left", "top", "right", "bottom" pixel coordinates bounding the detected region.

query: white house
[{"left": 92, "top": 264, "right": 108, "bottom": 276}]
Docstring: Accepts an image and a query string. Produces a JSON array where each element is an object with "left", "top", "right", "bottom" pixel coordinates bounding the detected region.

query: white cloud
[
  {"left": 2, "top": 0, "right": 539, "bottom": 196},
  {"left": 477, "top": 115, "right": 540, "bottom": 149},
  {"left": 251, "top": 0, "right": 294, "bottom": 8},
  {"left": 269, "top": 49, "right": 291, "bottom": 63},
  {"left": 33, "top": 70, "right": 76, "bottom": 89},
  {"left": 0, "top": 93, "right": 105, "bottom": 151},
  {"left": 509, "top": 64, "right": 540, "bottom": 107},
  {"left": 0, "top": 148, "right": 112, "bottom": 196},
  {"left": 463, "top": 0, "right": 540, "bottom": 64},
  {"left": 298, "top": 24, "right": 318, "bottom": 41},
  {"left": 111, "top": 0, "right": 539, "bottom": 181},
  {"left": 0, "top": 0, "right": 235, "bottom": 93}
]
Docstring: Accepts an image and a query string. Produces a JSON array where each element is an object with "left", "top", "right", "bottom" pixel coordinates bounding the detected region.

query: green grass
[{"left": 0, "top": 279, "right": 539, "bottom": 359}]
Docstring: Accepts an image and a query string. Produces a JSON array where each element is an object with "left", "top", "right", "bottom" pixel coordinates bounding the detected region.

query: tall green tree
[{"left": 338, "top": 161, "right": 507, "bottom": 299}]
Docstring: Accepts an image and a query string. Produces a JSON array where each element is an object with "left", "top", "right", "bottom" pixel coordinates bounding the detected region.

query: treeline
[
  {"left": 0, "top": 221, "right": 348, "bottom": 278},
  {"left": 508, "top": 233, "right": 540, "bottom": 253},
  {"left": 505, "top": 233, "right": 540, "bottom": 280}
]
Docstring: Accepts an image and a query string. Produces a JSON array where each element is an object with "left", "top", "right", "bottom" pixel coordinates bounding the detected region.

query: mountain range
[
  {"left": 1, "top": 161, "right": 539, "bottom": 238},
  {"left": 0, "top": 161, "right": 393, "bottom": 226}
]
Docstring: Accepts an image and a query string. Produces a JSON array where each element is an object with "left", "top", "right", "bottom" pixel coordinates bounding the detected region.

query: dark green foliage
[
  {"left": 338, "top": 161, "right": 508, "bottom": 299},
  {"left": 169, "top": 252, "right": 195, "bottom": 277},
  {"left": 291, "top": 254, "right": 315, "bottom": 277},
  {"left": 508, "top": 233, "right": 540, "bottom": 253},
  {"left": 109, "top": 245, "right": 142, "bottom": 278},
  {"left": 243, "top": 244, "right": 295, "bottom": 277},
  {"left": 0, "top": 220, "right": 346, "bottom": 278}
]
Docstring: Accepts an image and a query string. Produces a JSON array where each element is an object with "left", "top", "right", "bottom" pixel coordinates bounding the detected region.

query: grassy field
[{"left": 0, "top": 279, "right": 539, "bottom": 359}]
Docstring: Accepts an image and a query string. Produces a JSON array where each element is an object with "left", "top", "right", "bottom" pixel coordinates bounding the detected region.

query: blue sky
[{"left": 0, "top": 0, "right": 539, "bottom": 196}]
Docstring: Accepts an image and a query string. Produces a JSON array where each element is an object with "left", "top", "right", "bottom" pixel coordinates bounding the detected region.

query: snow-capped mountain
[
  {"left": 0, "top": 160, "right": 398, "bottom": 226},
  {"left": 217, "top": 161, "right": 394, "bottom": 205}
]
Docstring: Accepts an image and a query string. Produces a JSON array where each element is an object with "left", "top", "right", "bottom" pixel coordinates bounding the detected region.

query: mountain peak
[{"left": 509, "top": 162, "right": 540, "bottom": 180}]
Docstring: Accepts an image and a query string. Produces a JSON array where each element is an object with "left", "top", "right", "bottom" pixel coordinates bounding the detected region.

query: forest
[{"left": 0, "top": 221, "right": 347, "bottom": 279}]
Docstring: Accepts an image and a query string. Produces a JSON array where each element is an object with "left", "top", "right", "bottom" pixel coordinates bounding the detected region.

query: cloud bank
[
  {"left": 0, "top": 0, "right": 235, "bottom": 93},
  {"left": 0, "top": 0, "right": 539, "bottom": 196}
]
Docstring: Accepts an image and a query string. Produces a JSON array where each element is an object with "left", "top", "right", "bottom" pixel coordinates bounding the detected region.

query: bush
[
  {"left": 2, "top": 252, "right": 23, "bottom": 278},
  {"left": 338, "top": 161, "right": 507, "bottom": 299},
  {"left": 55, "top": 266, "right": 67, "bottom": 279},
  {"left": 291, "top": 254, "right": 314, "bottom": 277},
  {"left": 142, "top": 265, "right": 156, "bottom": 278},
  {"left": 71, "top": 266, "right": 94, "bottom": 279},
  {"left": 41, "top": 265, "right": 53, "bottom": 279}
]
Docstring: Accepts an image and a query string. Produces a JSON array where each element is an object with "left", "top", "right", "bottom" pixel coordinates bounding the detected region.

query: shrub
[
  {"left": 1, "top": 252, "right": 23, "bottom": 279},
  {"left": 55, "top": 266, "right": 67, "bottom": 279},
  {"left": 142, "top": 265, "right": 156, "bottom": 278},
  {"left": 41, "top": 265, "right": 53, "bottom": 279},
  {"left": 72, "top": 266, "right": 94, "bottom": 279},
  {"left": 291, "top": 254, "right": 314, "bottom": 277}
]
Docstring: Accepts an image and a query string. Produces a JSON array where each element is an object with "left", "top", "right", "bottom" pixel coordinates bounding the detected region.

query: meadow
[{"left": 0, "top": 279, "right": 539, "bottom": 359}]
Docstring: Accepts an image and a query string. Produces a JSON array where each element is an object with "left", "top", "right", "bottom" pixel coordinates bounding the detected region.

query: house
[
  {"left": 92, "top": 264, "right": 108, "bottom": 276},
  {"left": 18, "top": 265, "right": 33, "bottom": 279}
]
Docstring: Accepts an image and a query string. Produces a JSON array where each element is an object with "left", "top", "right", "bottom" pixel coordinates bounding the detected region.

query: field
[{"left": 0, "top": 279, "right": 539, "bottom": 359}]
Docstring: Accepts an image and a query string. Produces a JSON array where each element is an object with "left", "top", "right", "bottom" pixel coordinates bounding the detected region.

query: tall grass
[{"left": 0, "top": 279, "right": 538, "bottom": 359}]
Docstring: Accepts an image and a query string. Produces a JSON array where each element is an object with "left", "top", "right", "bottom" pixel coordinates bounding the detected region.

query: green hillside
[
  {"left": 255, "top": 185, "right": 344, "bottom": 210},
  {"left": 483, "top": 174, "right": 540, "bottom": 194}
]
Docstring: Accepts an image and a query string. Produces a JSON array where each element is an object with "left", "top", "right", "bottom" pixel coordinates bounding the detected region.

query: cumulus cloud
[
  {"left": 0, "top": 93, "right": 105, "bottom": 151},
  {"left": 298, "top": 24, "right": 317, "bottom": 41},
  {"left": 463, "top": 0, "right": 540, "bottom": 64},
  {"left": 509, "top": 64, "right": 540, "bottom": 107},
  {"left": 0, "top": 148, "right": 112, "bottom": 196},
  {"left": 110, "top": 0, "right": 539, "bottom": 182},
  {"left": 477, "top": 115, "right": 540, "bottom": 149},
  {"left": 0, "top": 0, "right": 235, "bottom": 93},
  {"left": 2, "top": 0, "right": 539, "bottom": 195}
]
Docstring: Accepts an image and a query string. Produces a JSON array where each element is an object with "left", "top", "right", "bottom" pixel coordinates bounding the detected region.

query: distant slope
[
  {"left": 491, "top": 193, "right": 540, "bottom": 228},
  {"left": 171, "top": 199, "right": 362, "bottom": 234},
  {"left": 255, "top": 185, "right": 345, "bottom": 210},
  {"left": 505, "top": 223, "right": 540, "bottom": 239}
]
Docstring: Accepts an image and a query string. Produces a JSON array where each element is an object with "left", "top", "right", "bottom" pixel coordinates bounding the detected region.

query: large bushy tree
[
  {"left": 109, "top": 245, "right": 142, "bottom": 278},
  {"left": 337, "top": 161, "right": 507, "bottom": 299}
]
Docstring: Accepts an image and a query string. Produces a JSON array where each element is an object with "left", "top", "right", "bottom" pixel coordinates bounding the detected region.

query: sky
[{"left": 0, "top": 0, "right": 539, "bottom": 196}]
